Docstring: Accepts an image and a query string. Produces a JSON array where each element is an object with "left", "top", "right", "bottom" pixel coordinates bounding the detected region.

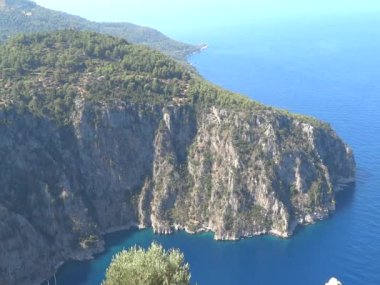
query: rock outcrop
[{"left": 0, "top": 31, "right": 355, "bottom": 284}]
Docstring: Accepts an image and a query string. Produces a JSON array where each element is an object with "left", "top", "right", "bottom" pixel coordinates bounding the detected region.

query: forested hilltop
[
  {"left": 0, "top": 31, "right": 266, "bottom": 123},
  {"left": 0, "top": 31, "right": 355, "bottom": 285},
  {"left": 0, "top": 0, "right": 202, "bottom": 59}
]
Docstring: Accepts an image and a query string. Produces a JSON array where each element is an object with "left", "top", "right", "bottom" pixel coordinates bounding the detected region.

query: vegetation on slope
[
  {"left": 0, "top": 0, "right": 201, "bottom": 59},
  {"left": 0, "top": 31, "right": 189, "bottom": 122},
  {"left": 0, "top": 31, "right": 270, "bottom": 123},
  {"left": 0, "top": 30, "right": 328, "bottom": 130}
]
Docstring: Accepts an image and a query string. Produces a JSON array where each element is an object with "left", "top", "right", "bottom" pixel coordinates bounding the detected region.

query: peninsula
[{"left": 0, "top": 31, "right": 355, "bottom": 285}]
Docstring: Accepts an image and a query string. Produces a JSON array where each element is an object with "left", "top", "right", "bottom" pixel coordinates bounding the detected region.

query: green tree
[{"left": 102, "top": 242, "right": 191, "bottom": 285}]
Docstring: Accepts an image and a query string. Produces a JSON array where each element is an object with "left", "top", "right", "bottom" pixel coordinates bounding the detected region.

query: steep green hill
[
  {"left": 0, "top": 31, "right": 355, "bottom": 285},
  {"left": 0, "top": 0, "right": 202, "bottom": 59},
  {"left": 0, "top": 30, "right": 273, "bottom": 124}
]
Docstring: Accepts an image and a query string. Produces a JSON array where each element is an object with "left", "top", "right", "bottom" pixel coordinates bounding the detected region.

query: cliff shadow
[{"left": 335, "top": 182, "right": 356, "bottom": 212}]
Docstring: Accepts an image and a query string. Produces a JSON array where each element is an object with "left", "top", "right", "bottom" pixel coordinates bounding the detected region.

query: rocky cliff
[{"left": 0, "top": 31, "right": 355, "bottom": 285}]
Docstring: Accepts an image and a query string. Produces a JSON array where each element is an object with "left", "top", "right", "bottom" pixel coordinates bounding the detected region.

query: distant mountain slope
[{"left": 0, "top": 0, "right": 202, "bottom": 59}]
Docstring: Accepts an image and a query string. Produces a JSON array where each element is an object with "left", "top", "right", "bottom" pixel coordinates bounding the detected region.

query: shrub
[{"left": 102, "top": 242, "right": 191, "bottom": 285}]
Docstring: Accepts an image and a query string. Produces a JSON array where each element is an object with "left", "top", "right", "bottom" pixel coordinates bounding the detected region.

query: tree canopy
[{"left": 102, "top": 242, "right": 191, "bottom": 285}]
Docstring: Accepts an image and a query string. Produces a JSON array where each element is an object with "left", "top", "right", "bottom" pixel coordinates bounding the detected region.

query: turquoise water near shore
[{"left": 52, "top": 15, "right": 380, "bottom": 285}]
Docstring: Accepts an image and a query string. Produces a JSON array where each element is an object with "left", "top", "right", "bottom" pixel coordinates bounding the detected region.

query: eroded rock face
[{"left": 0, "top": 100, "right": 355, "bottom": 284}]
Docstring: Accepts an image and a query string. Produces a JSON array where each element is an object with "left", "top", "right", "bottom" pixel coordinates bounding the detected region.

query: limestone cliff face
[
  {"left": 0, "top": 98, "right": 354, "bottom": 284},
  {"left": 146, "top": 106, "right": 355, "bottom": 239}
]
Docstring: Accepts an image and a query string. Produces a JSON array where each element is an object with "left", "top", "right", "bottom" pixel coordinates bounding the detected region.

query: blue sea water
[{"left": 51, "top": 15, "right": 380, "bottom": 285}]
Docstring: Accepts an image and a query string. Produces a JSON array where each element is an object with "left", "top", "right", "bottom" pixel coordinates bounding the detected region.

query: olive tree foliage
[{"left": 102, "top": 242, "right": 191, "bottom": 285}]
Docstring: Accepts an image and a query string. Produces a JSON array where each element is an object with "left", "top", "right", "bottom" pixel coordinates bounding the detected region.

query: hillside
[
  {"left": 0, "top": 31, "right": 355, "bottom": 285},
  {"left": 0, "top": 0, "right": 202, "bottom": 59}
]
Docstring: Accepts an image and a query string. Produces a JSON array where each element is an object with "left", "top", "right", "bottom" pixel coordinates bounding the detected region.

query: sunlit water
[{"left": 51, "top": 15, "right": 380, "bottom": 285}]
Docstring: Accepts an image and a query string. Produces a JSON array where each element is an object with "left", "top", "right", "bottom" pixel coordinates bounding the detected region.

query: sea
[{"left": 50, "top": 14, "right": 380, "bottom": 285}]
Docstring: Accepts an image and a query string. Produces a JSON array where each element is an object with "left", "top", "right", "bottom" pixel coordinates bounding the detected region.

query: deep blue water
[{"left": 51, "top": 15, "right": 380, "bottom": 285}]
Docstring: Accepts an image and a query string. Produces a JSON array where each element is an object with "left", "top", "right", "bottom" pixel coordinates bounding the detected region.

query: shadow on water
[
  {"left": 291, "top": 182, "right": 356, "bottom": 237},
  {"left": 44, "top": 259, "right": 91, "bottom": 285},
  {"left": 335, "top": 182, "right": 356, "bottom": 212},
  {"left": 103, "top": 227, "right": 140, "bottom": 250},
  {"left": 355, "top": 166, "right": 374, "bottom": 186},
  {"left": 43, "top": 228, "right": 140, "bottom": 285}
]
